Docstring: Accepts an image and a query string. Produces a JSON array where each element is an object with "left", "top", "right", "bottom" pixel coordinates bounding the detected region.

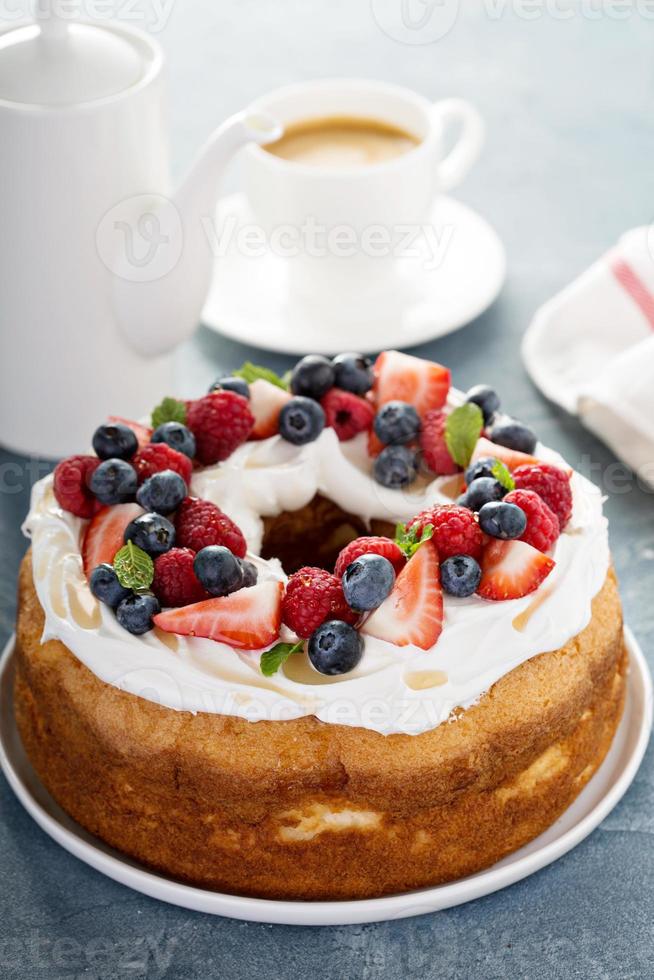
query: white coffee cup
[{"left": 244, "top": 78, "right": 484, "bottom": 295}]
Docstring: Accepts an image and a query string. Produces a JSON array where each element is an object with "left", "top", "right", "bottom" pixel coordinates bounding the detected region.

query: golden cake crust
[{"left": 14, "top": 552, "right": 626, "bottom": 900}]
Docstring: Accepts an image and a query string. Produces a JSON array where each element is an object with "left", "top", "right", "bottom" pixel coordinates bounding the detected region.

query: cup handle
[{"left": 432, "top": 98, "right": 484, "bottom": 192}]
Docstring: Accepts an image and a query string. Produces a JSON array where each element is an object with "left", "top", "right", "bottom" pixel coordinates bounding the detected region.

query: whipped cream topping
[{"left": 23, "top": 427, "right": 609, "bottom": 736}]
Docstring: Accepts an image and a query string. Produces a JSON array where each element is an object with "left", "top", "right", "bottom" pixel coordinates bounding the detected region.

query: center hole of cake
[{"left": 260, "top": 494, "right": 391, "bottom": 575}]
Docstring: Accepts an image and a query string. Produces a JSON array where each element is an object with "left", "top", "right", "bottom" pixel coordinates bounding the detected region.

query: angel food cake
[{"left": 15, "top": 350, "right": 625, "bottom": 900}]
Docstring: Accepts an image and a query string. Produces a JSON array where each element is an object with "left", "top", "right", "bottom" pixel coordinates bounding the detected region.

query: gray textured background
[{"left": 1, "top": 2, "right": 653, "bottom": 977}]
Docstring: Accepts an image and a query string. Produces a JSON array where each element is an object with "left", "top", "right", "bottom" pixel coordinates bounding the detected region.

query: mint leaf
[
  {"left": 395, "top": 521, "right": 434, "bottom": 559},
  {"left": 491, "top": 459, "right": 515, "bottom": 492},
  {"left": 113, "top": 541, "right": 154, "bottom": 591},
  {"left": 444, "top": 404, "right": 484, "bottom": 469},
  {"left": 151, "top": 396, "right": 186, "bottom": 429},
  {"left": 234, "top": 362, "right": 289, "bottom": 390},
  {"left": 260, "top": 640, "right": 304, "bottom": 677}
]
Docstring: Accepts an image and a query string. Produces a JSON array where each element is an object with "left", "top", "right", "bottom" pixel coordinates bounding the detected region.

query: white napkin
[{"left": 522, "top": 226, "right": 654, "bottom": 487}]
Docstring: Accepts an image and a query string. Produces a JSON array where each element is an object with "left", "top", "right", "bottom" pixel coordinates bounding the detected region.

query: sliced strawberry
[
  {"left": 107, "top": 416, "right": 152, "bottom": 450},
  {"left": 477, "top": 539, "right": 555, "bottom": 601},
  {"left": 367, "top": 429, "right": 386, "bottom": 458},
  {"left": 470, "top": 436, "right": 539, "bottom": 472},
  {"left": 153, "top": 580, "right": 283, "bottom": 649},
  {"left": 361, "top": 540, "right": 442, "bottom": 650},
  {"left": 82, "top": 503, "right": 143, "bottom": 578},
  {"left": 420, "top": 408, "right": 460, "bottom": 475},
  {"left": 248, "top": 379, "right": 292, "bottom": 440},
  {"left": 373, "top": 350, "right": 450, "bottom": 416}
]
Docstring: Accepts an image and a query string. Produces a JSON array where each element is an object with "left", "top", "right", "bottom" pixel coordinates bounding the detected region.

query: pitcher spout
[{"left": 111, "top": 110, "right": 282, "bottom": 358}]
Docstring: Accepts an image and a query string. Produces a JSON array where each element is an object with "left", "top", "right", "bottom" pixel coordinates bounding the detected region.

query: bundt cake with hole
[{"left": 15, "top": 350, "right": 625, "bottom": 899}]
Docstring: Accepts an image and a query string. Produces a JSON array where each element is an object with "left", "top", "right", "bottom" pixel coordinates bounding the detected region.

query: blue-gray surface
[{"left": 1, "top": 4, "right": 653, "bottom": 978}]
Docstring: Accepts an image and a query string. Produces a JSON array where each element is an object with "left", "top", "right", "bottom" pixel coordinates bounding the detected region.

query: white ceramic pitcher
[{"left": 0, "top": 7, "right": 281, "bottom": 457}]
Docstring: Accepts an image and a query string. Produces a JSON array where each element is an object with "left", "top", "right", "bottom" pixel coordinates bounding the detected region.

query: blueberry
[
  {"left": 464, "top": 456, "right": 500, "bottom": 486},
  {"left": 124, "top": 512, "right": 175, "bottom": 556},
  {"left": 151, "top": 421, "right": 196, "bottom": 459},
  {"left": 239, "top": 559, "right": 258, "bottom": 588},
  {"left": 92, "top": 423, "right": 138, "bottom": 461},
  {"left": 116, "top": 592, "right": 160, "bottom": 635},
  {"left": 373, "top": 401, "right": 421, "bottom": 446},
  {"left": 208, "top": 376, "right": 250, "bottom": 399},
  {"left": 440, "top": 555, "right": 482, "bottom": 597},
  {"left": 488, "top": 416, "right": 537, "bottom": 455},
  {"left": 136, "top": 470, "right": 187, "bottom": 515},
  {"left": 478, "top": 501, "right": 527, "bottom": 540},
  {"left": 290, "top": 355, "right": 335, "bottom": 400},
  {"left": 465, "top": 384, "right": 500, "bottom": 425},
  {"left": 279, "top": 396, "right": 325, "bottom": 445},
  {"left": 90, "top": 458, "right": 137, "bottom": 505},
  {"left": 373, "top": 445, "right": 419, "bottom": 488},
  {"left": 89, "top": 563, "right": 131, "bottom": 608},
  {"left": 332, "top": 352, "right": 373, "bottom": 395},
  {"left": 308, "top": 620, "right": 363, "bottom": 675},
  {"left": 459, "top": 476, "right": 505, "bottom": 511},
  {"left": 194, "top": 546, "right": 244, "bottom": 596},
  {"left": 342, "top": 554, "right": 395, "bottom": 612}
]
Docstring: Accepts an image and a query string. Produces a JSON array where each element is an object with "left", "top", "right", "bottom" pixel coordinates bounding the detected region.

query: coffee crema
[{"left": 264, "top": 115, "right": 420, "bottom": 168}]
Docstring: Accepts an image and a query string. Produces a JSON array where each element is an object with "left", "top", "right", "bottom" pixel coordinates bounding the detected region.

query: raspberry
[
  {"left": 53, "top": 455, "right": 101, "bottom": 518},
  {"left": 334, "top": 536, "right": 406, "bottom": 578},
  {"left": 512, "top": 463, "right": 573, "bottom": 530},
  {"left": 321, "top": 388, "right": 374, "bottom": 441},
  {"left": 175, "top": 497, "right": 247, "bottom": 558},
  {"left": 152, "top": 548, "right": 208, "bottom": 607},
  {"left": 504, "top": 489, "right": 559, "bottom": 553},
  {"left": 132, "top": 443, "right": 192, "bottom": 486},
  {"left": 407, "top": 504, "right": 483, "bottom": 560},
  {"left": 282, "top": 567, "right": 358, "bottom": 638},
  {"left": 419, "top": 409, "right": 460, "bottom": 476},
  {"left": 186, "top": 391, "right": 254, "bottom": 465}
]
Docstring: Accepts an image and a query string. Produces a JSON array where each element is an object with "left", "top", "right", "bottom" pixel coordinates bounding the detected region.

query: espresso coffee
[{"left": 264, "top": 115, "right": 420, "bottom": 168}]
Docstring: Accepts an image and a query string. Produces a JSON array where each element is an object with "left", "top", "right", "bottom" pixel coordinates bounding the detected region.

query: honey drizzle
[
  {"left": 67, "top": 580, "right": 102, "bottom": 630},
  {"left": 282, "top": 652, "right": 344, "bottom": 686},
  {"left": 404, "top": 669, "right": 448, "bottom": 690},
  {"left": 512, "top": 587, "right": 553, "bottom": 632}
]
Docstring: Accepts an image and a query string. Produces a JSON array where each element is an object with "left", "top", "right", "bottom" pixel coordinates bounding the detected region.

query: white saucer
[
  {"left": 201, "top": 193, "right": 506, "bottom": 355},
  {"left": 1, "top": 629, "right": 650, "bottom": 926}
]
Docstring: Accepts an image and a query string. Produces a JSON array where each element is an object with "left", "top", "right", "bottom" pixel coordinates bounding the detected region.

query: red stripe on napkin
[{"left": 611, "top": 257, "right": 654, "bottom": 329}]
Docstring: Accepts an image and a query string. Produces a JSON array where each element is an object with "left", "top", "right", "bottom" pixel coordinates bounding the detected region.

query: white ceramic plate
[
  {"left": 1, "top": 629, "right": 650, "bottom": 926},
  {"left": 201, "top": 193, "right": 506, "bottom": 355}
]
